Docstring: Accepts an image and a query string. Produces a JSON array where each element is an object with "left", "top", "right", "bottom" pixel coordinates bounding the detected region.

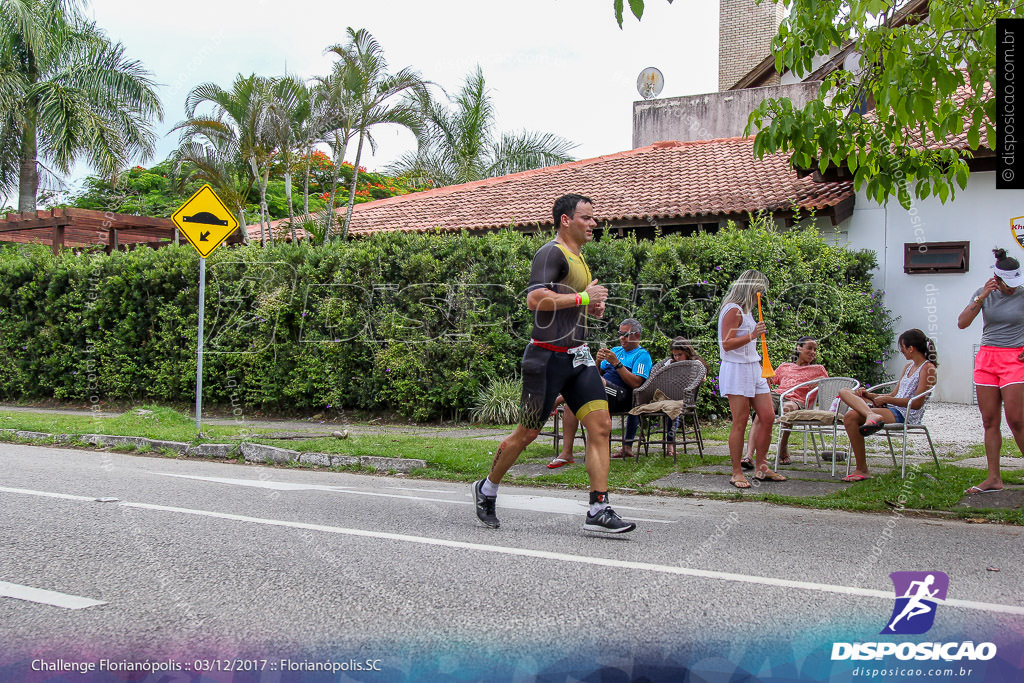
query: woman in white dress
[{"left": 717, "top": 270, "right": 785, "bottom": 488}]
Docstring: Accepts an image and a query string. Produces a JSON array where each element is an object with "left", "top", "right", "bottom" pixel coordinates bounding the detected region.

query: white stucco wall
[{"left": 841, "top": 170, "right": 1024, "bottom": 403}]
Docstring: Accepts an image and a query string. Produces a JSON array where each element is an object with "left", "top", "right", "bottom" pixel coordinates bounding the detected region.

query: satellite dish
[{"left": 637, "top": 67, "right": 664, "bottom": 100}]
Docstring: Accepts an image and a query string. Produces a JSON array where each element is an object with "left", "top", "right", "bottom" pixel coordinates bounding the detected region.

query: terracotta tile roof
[
  {"left": 797, "top": 71, "right": 992, "bottom": 182},
  {"left": 249, "top": 138, "right": 853, "bottom": 238},
  {"left": 903, "top": 74, "right": 993, "bottom": 153}
]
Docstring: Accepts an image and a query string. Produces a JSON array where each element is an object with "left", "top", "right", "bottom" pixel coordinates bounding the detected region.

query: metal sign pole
[
  {"left": 171, "top": 183, "right": 236, "bottom": 435},
  {"left": 195, "top": 256, "right": 206, "bottom": 434}
]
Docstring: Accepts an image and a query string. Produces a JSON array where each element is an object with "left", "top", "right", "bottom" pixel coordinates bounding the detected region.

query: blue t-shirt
[{"left": 601, "top": 345, "right": 652, "bottom": 388}]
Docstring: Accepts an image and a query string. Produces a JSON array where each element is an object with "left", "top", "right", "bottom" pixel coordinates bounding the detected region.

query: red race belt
[{"left": 530, "top": 339, "right": 571, "bottom": 353}]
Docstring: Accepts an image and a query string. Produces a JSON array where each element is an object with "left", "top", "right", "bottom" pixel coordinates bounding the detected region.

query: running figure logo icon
[{"left": 881, "top": 571, "right": 949, "bottom": 635}]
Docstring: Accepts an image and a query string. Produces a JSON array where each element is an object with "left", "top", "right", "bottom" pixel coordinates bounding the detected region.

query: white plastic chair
[
  {"left": 773, "top": 377, "right": 860, "bottom": 477},
  {"left": 847, "top": 380, "right": 940, "bottom": 478}
]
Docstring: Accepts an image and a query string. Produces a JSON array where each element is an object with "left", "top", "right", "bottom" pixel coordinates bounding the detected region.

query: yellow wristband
[{"left": 579, "top": 291, "right": 590, "bottom": 306}]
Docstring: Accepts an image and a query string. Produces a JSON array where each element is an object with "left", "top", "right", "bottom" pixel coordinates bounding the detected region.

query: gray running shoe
[
  {"left": 583, "top": 506, "right": 636, "bottom": 533},
  {"left": 473, "top": 479, "right": 500, "bottom": 528}
]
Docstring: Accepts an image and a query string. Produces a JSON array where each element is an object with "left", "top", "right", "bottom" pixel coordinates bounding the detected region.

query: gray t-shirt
[{"left": 972, "top": 286, "right": 1024, "bottom": 347}]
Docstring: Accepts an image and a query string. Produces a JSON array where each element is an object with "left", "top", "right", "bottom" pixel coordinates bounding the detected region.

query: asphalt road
[{"left": 2, "top": 443, "right": 1022, "bottom": 681}]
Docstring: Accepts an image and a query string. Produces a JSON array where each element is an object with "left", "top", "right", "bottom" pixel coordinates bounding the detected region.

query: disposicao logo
[
  {"left": 882, "top": 571, "right": 949, "bottom": 635},
  {"left": 831, "top": 570, "right": 997, "bottom": 663}
]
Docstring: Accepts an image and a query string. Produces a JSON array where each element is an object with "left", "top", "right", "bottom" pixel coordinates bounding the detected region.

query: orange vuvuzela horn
[{"left": 756, "top": 292, "right": 775, "bottom": 379}]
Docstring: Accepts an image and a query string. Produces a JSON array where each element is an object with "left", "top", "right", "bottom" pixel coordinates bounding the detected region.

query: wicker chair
[
  {"left": 540, "top": 394, "right": 638, "bottom": 459},
  {"left": 541, "top": 360, "right": 705, "bottom": 461},
  {"left": 538, "top": 391, "right": 643, "bottom": 459},
  {"left": 634, "top": 360, "right": 707, "bottom": 462}
]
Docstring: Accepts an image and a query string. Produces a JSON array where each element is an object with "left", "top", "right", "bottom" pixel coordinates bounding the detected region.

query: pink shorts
[{"left": 974, "top": 346, "right": 1024, "bottom": 388}]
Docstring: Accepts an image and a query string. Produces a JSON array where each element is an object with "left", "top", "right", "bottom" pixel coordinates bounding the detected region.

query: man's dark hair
[{"left": 552, "top": 194, "right": 593, "bottom": 229}]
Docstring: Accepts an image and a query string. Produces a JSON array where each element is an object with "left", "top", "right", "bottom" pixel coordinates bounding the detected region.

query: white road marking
[
  {"left": 117, "top": 500, "right": 1024, "bottom": 617},
  {"left": 6, "top": 484, "right": 1023, "bottom": 617},
  {"left": 0, "top": 486, "right": 96, "bottom": 502},
  {"left": 0, "top": 581, "right": 105, "bottom": 610},
  {"left": 153, "top": 473, "right": 674, "bottom": 523},
  {"left": 384, "top": 486, "right": 454, "bottom": 493},
  {"left": 155, "top": 473, "right": 353, "bottom": 492}
]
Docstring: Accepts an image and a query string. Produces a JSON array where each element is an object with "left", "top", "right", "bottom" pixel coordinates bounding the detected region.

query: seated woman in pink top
[{"left": 743, "top": 336, "right": 829, "bottom": 467}]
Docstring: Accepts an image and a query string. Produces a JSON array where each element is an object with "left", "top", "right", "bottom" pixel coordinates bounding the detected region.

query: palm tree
[
  {"left": 0, "top": 0, "right": 163, "bottom": 212},
  {"left": 264, "top": 75, "right": 309, "bottom": 242},
  {"left": 296, "top": 80, "right": 334, "bottom": 223},
  {"left": 389, "top": 66, "right": 575, "bottom": 188},
  {"left": 311, "top": 63, "right": 356, "bottom": 241},
  {"left": 171, "top": 138, "right": 251, "bottom": 242},
  {"left": 174, "top": 74, "right": 274, "bottom": 244},
  {"left": 327, "top": 28, "right": 427, "bottom": 240}
]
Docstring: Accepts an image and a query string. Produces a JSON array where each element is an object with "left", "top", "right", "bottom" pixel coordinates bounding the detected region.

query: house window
[{"left": 904, "top": 241, "right": 970, "bottom": 274}]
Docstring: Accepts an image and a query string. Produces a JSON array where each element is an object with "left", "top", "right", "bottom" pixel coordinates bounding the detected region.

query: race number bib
[{"left": 570, "top": 345, "right": 595, "bottom": 368}]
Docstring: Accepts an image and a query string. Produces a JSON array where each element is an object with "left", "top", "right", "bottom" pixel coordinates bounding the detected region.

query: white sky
[{"left": 8, "top": 0, "right": 723, "bottom": 205}]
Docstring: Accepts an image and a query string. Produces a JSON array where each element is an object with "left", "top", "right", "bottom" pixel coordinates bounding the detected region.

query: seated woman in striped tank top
[{"left": 836, "top": 329, "right": 938, "bottom": 483}]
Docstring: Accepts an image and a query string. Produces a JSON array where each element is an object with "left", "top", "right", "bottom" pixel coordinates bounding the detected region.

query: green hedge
[{"left": 0, "top": 221, "right": 894, "bottom": 420}]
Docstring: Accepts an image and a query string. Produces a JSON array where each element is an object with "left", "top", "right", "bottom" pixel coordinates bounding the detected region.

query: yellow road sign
[{"left": 171, "top": 184, "right": 239, "bottom": 258}]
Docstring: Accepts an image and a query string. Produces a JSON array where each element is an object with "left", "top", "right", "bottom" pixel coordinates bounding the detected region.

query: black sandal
[
  {"left": 740, "top": 457, "right": 754, "bottom": 470},
  {"left": 858, "top": 420, "right": 885, "bottom": 436}
]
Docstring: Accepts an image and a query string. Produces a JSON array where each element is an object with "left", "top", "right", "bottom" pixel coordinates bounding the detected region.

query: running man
[
  {"left": 888, "top": 574, "right": 940, "bottom": 631},
  {"left": 472, "top": 194, "right": 636, "bottom": 533}
]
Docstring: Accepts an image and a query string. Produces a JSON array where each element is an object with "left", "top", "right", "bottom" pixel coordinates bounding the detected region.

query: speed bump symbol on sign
[{"left": 172, "top": 184, "right": 239, "bottom": 257}]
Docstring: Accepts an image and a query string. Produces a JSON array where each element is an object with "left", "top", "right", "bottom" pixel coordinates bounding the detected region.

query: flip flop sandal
[
  {"left": 842, "top": 473, "right": 871, "bottom": 482},
  {"left": 730, "top": 477, "right": 752, "bottom": 489},
  {"left": 858, "top": 420, "right": 885, "bottom": 436},
  {"left": 547, "top": 458, "right": 574, "bottom": 469},
  {"left": 964, "top": 486, "right": 1001, "bottom": 494},
  {"left": 740, "top": 458, "right": 754, "bottom": 470},
  {"left": 754, "top": 470, "right": 787, "bottom": 482}
]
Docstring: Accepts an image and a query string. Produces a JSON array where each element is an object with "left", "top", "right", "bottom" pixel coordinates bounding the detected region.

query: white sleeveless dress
[{"left": 717, "top": 303, "right": 769, "bottom": 397}]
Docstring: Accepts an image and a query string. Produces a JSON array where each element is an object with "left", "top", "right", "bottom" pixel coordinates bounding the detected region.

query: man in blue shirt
[{"left": 548, "top": 318, "right": 652, "bottom": 467}]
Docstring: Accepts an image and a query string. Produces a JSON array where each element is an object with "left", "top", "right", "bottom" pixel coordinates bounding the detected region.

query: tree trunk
[
  {"left": 341, "top": 132, "right": 365, "bottom": 241},
  {"left": 325, "top": 133, "right": 348, "bottom": 242},
  {"left": 285, "top": 168, "right": 296, "bottom": 243},
  {"left": 302, "top": 148, "right": 310, "bottom": 220},
  {"left": 18, "top": 111, "right": 39, "bottom": 212},
  {"left": 259, "top": 205, "right": 267, "bottom": 246},
  {"left": 237, "top": 208, "right": 249, "bottom": 244},
  {"left": 250, "top": 157, "right": 266, "bottom": 245},
  {"left": 261, "top": 165, "right": 271, "bottom": 245}
]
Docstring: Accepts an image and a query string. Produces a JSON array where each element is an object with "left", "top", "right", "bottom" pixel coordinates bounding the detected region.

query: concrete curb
[
  {"left": 188, "top": 443, "right": 237, "bottom": 458},
  {"left": 359, "top": 455, "right": 427, "bottom": 473},
  {"left": 240, "top": 442, "right": 297, "bottom": 465},
  {"left": 298, "top": 452, "right": 360, "bottom": 468},
  {"left": 0, "top": 429, "right": 426, "bottom": 472},
  {"left": 82, "top": 434, "right": 191, "bottom": 452}
]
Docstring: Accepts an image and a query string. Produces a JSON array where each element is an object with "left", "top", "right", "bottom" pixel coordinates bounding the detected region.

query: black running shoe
[
  {"left": 473, "top": 479, "right": 500, "bottom": 528},
  {"left": 583, "top": 506, "right": 636, "bottom": 534}
]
